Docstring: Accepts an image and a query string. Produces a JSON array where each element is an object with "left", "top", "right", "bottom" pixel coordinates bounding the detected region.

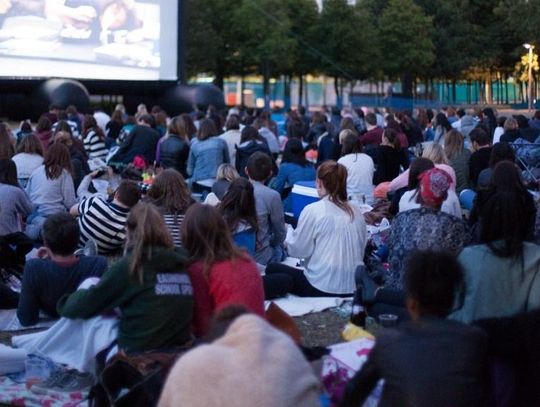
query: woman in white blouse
[
  {"left": 263, "top": 161, "right": 367, "bottom": 298},
  {"left": 337, "top": 131, "right": 375, "bottom": 204}
]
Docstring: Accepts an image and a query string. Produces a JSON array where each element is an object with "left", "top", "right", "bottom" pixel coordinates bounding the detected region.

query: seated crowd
[{"left": 0, "top": 103, "right": 539, "bottom": 406}]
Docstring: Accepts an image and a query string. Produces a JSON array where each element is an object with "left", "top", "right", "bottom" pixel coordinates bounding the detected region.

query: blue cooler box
[{"left": 291, "top": 180, "right": 319, "bottom": 218}]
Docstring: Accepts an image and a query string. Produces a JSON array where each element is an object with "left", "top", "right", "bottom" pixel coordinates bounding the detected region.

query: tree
[
  {"left": 415, "top": 0, "right": 476, "bottom": 101},
  {"left": 282, "top": 0, "right": 321, "bottom": 107},
  {"left": 318, "top": 0, "right": 380, "bottom": 107},
  {"left": 185, "top": 0, "right": 243, "bottom": 89},
  {"left": 378, "top": 0, "right": 435, "bottom": 98},
  {"left": 233, "top": 0, "right": 296, "bottom": 108}
]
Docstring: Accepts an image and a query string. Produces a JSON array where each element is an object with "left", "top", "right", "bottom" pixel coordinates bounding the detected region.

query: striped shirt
[
  {"left": 78, "top": 197, "right": 130, "bottom": 254},
  {"left": 163, "top": 213, "right": 185, "bottom": 248},
  {"left": 83, "top": 129, "right": 108, "bottom": 161}
]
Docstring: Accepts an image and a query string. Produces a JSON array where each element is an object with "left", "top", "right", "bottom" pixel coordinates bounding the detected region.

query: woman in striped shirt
[
  {"left": 146, "top": 169, "right": 195, "bottom": 247},
  {"left": 82, "top": 115, "right": 108, "bottom": 161}
]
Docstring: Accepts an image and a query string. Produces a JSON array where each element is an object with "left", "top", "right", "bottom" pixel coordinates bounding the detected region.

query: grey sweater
[
  {"left": 25, "top": 166, "right": 76, "bottom": 216},
  {"left": 0, "top": 184, "right": 33, "bottom": 235},
  {"left": 252, "top": 181, "right": 286, "bottom": 265}
]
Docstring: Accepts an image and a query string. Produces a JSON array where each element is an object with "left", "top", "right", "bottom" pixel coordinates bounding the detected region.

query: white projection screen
[{"left": 0, "top": 0, "right": 178, "bottom": 80}]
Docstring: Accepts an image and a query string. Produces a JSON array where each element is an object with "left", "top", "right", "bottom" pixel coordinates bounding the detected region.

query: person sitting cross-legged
[
  {"left": 339, "top": 250, "right": 489, "bottom": 407},
  {"left": 17, "top": 213, "right": 107, "bottom": 327},
  {"left": 70, "top": 180, "right": 141, "bottom": 255}
]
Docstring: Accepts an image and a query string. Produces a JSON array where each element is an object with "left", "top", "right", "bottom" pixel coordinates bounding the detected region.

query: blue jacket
[
  {"left": 187, "top": 137, "right": 229, "bottom": 183},
  {"left": 270, "top": 162, "right": 316, "bottom": 212}
]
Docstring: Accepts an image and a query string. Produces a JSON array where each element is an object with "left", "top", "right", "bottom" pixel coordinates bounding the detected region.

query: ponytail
[
  {"left": 317, "top": 161, "right": 354, "bottom": 220},
  {"left": 383, "top": 128, "right": 401, "bottom": 150}
]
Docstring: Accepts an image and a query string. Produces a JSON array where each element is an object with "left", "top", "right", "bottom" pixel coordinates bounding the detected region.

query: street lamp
[{"left": 523, "top": 43, "right": 535, "bottom": 111}]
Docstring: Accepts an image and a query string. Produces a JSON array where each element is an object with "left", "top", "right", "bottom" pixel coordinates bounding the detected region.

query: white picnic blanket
[
  {"left": 265, "top": 295, "right": 352, "bottom": 317},
  {"left": 13, "top": 314, "right": 118, "bottom": 374},
  {"left": 12, "top": 278, "right": 118, "bottom": 374},
  {"left": 0, "top": 309, "right": 56, "bottom": 331}
]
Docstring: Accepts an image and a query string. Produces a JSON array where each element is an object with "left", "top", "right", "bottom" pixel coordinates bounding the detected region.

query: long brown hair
[
  {"left": 17, "top": 133, "right": 44, "bottom": 156},
  {"left": 218, "top": 178, "right": 258, "bottom": 233},
  {"left": 317, "top": 161, "right": 354, "bottom": 220},
  {"left": 197, "top": 118, "right": 217, "bottom": 141},
  {"left": 147, "top": 169, "right": 194, "bottom": 214},
  {"left": 443, "top": 129, "right": 464, "bottom": 160},
  {"left": 126, "top": 202, "right": 174, "bottom": 284},
  {"left": 181, "top": 203, "right": 245, "bottom": 278},
  {"left": 43, "top": 143, "right": 73, "bottom": 180},
  {"left": 167, "top": 116, "right": 189, "bottom": 141},
  {"left": 83, "top": 114, "right": 105, "bottom": 141},
  {"left": 0, "top": 124, "right": 14, "bottom": 159}
]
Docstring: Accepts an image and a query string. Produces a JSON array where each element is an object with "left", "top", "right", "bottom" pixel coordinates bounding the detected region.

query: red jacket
[{"left": 188, "top": 257, "right": 265, "bottom": 337}]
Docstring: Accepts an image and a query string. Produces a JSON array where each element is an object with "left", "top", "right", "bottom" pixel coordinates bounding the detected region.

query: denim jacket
[{"left": 187, "top": 137, "right": 229, "bottom": 183}]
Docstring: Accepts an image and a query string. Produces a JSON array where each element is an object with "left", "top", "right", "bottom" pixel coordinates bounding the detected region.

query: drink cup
[{"left": 378, "top": 314, "right": 398, "bottom": 328}]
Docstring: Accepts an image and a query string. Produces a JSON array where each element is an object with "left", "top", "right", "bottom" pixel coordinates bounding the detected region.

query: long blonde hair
[
  {"left": 422, "top": 142, "right": 449, "bottom": 165},
  {"left": 126, "top": 202, "right": 174, "bottom": 284},
  {"left": 443, "top": 130, "right": 464, "bottom": 160}
]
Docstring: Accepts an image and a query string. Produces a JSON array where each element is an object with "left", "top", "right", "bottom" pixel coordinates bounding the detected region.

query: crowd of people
[{"left": 0, "top": 101, "right": 539, "bottom": 406}]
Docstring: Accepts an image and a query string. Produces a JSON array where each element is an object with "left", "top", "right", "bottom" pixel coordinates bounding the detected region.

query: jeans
[{"left": 263, "top": 262, "right": 352, "bottom": 300}]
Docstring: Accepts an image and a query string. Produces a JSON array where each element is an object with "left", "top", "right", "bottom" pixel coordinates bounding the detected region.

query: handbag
[{"left": 89, "top": 347, "right": 189, "bottom": 407}]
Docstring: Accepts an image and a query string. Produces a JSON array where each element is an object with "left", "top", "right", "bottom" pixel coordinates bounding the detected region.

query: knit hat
[
  {"left": 158, "top": 315, "right": 320, "bottom": 407},
  {"left": 418, "top": 168, "right": 452, "bottom": 207}
]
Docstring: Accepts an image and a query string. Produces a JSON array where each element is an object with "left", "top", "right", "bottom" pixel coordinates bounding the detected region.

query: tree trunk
[
  {"left": 263, "top": 62, "right": 270, "bottom": 109},
  {"left": 214, "top": 68, "right": 225, "bottom": 91},
  {"left": 240, "top": 74, "right": 245, "bottom": 106},
  {"left": 505, "top": 73, "right": 509, "bottom": 105},
  {"left": 298, "top": 75, "right": 304, "bottom": 107},
  {"left": 305, "top": 76, "right": 310, "bottom": 108},
  {"left": 334, "top": 76, "right": 342, "bottom": 108},
  {"left": 401, "top": 73, "right": 413, "bottom": 99},
  {"left": 284, "top": 75, "right": 291, "bottom": 110}
]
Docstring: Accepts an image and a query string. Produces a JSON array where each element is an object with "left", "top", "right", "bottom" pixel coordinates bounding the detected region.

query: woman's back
[
  {"left": 450, "top": 242, "right": 540, "bottom": 323},
  {"left": 386, "top": 207, "right": 471, "bottom": 290},
  {"left": 287, "top": 198, "right": 367, "bottom": 294},
  {"left": 12, "top": 153, "right": 43, "bottom": 184},
  {"left": 374, "top": 145, "right": 403, "bottom": 184},
  {"left": 449, "top": 148, "right": 471, "bottom": 193},
  {"left": 26, "top": 165, "right": 76, "bottom": 215},
  {"left": 399, "top": 189, "right": 462, "bottom": 218},
  {"left": 189, "top": 137, "right": 228, "bottom": 181},
  {"left": 338, "top": 153, "right": 375, "bottom": 200},
  {"left": 58, "top": 246, "right": 193, "bottom": 352},
  {"left": 187, "top": 256, "right": 265, "bottom": 337}
]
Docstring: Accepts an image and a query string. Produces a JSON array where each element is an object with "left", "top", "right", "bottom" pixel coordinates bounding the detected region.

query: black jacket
[
  {"left": 159, "top": 135, "right": 190, "bottom": 178},
  {"left": 112, "top": 125, "right": 161, "bottom": 165},
  {"left": 235, "top": 141, "right": 274, "bottom": 178},
  {"left": 475, "top": 310, "right": 540, "bottom": 407},
  {"left": 340, "top": 318, "right": 488, "bottom": 407}
]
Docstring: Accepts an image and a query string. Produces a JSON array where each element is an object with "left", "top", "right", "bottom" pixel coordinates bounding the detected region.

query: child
[
  {"left": 17, "top": 213, "right": 107, "bottom": 326},
  {"left": 339, "top": 250, "right": 488, "bottom": 407},
  {"left": 245, "top": 152, "right": 286, "bottom": 265}
]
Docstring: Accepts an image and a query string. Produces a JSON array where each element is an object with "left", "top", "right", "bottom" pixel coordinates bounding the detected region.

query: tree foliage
[{"left": 184, "top": 0, "right": 539, "bottom": 100}]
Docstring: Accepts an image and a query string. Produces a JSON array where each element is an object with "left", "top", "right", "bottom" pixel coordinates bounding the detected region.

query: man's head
[
  {"left": 469, "top": 127, "right": 490, "bottom": 150},
  {"left": 138, "top": 114, "right": 155, "bottom": 128},
  {"left": 245, "top": 152, "right": 273, "bottom": 182},
  {"left": 365, "top": 113, "right": 377, "bottom": 128},
  {"left": 404, "top": 250, "right": 464, "bottom": 319},
  {"left": 114, "top": 181, "right": 142, "bottom": 208},
  {"left": 42, "top": 213, "right": 80, "bottom": 256}
]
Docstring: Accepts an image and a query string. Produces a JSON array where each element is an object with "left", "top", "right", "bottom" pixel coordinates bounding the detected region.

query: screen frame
[{"left": 0, "top": 0, "right": 184, "bottom": 83}]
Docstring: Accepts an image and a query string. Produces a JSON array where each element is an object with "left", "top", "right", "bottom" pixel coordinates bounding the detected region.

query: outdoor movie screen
[{"left": 0, "top": 0, "right": 178, "bottom": 81}]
